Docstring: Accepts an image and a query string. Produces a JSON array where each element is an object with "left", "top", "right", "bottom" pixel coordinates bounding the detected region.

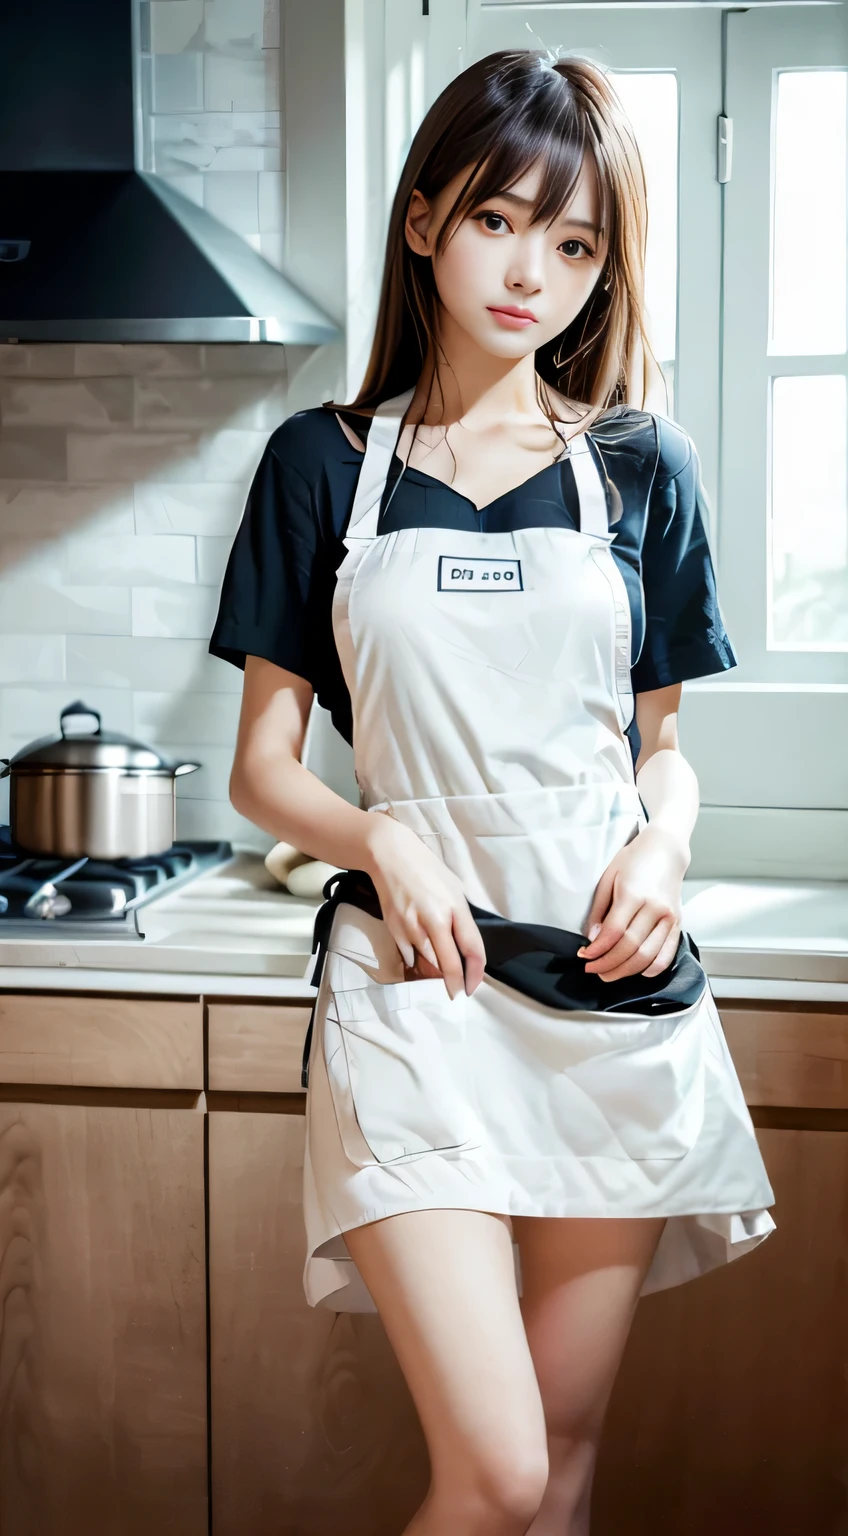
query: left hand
[{"left": 576, "top": 826, "right": 689, "bottom": 982}]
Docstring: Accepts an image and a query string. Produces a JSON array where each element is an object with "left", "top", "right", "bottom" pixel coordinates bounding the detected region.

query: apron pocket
[
  {"left": 545, "top": 987, "right": 708, "bottom": 1161},
  {"left": 322, "top": 977, "right": 483, "bottom": 1168}
]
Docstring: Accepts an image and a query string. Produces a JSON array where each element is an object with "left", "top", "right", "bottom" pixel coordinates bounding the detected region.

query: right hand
[{"left": 362, "top": 812, "right": 486, "bottom": 1000}]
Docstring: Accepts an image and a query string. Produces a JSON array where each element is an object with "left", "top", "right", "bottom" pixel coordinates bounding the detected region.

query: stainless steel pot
[{"left": 0, "top": 701, "right": 199, "bottom": 859}]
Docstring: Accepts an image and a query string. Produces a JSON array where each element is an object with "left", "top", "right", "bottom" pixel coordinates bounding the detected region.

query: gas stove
[{"left": 0, "top": 827, "right": 234, "bottom": 939}]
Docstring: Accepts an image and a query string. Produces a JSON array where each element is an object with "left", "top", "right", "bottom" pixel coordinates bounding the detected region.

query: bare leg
[
  {"left": 344, "top": 1208, "right": 550, "bottom": 1535},
  {"left": 512, "top": 1214, "right": 667, "bottom": 1536}
]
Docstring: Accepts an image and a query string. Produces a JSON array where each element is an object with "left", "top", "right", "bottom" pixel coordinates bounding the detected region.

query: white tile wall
[
  {"left": 138, "top": 0, "right": 285, "bottom": 268},
  {"left": 0, "top": 342, "right": 290, "bottom": 847}
]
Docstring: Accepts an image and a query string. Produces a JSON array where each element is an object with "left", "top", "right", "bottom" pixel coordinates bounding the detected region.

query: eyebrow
[{"left": 486, "top": 189, "right": 601, "bottom": 236}]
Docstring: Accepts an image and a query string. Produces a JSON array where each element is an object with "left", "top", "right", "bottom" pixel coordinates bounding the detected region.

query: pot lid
[{"left": 5, "top": 701, "right": 187, "bottom": 772}]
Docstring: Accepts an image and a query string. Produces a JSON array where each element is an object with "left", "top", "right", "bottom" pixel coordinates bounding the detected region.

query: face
[{"left": 405, "top": 155, "right": 609, "bottom": 359}]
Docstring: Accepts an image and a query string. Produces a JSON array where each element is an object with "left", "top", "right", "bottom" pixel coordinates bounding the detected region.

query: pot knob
[{"left": 60, "top": 701, "right": 102, "bottom": 736}]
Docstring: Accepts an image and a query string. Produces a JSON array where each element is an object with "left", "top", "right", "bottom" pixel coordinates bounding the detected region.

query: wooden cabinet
[
  {"left": 0, "top": 993, "right": 207, "bottom": 1536},
  {"left": 0, "top": 988, "right": 845, "bottom": 1535}
]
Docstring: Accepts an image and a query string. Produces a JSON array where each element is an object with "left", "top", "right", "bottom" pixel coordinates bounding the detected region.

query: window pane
[
  {"left": 611, "top": 71, "right": 678, "bottom": 389},
  {"left": 771, "top": 70, "right": 847, "bottom": 357},
  {"left": 770, "top": 374, "right": 848, "bottom": 648}
]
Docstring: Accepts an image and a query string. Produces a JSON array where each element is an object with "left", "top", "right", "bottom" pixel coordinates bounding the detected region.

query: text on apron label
[{"left": 438, "top": 555, "right": 524, "bottom": 592}]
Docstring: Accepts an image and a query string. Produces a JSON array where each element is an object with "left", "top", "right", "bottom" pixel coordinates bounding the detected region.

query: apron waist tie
[{"left": 301, "top": 870, "right": 706, "bottom": 1089}]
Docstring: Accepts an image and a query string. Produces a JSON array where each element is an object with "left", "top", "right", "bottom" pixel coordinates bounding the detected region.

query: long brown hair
[{"left": 326, "top": 48, "right": 664, "bottom": 438}]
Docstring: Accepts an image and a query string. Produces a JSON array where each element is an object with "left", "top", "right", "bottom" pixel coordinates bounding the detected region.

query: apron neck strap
[
  {"left": 343, "top": 387, "right": 415, "bottom": 544},
  {"left": 344, "top": 390, "right": 610, "bottom": 543},
  {"left": 556, "top": 424, "right": 610, "bottom": 537}
]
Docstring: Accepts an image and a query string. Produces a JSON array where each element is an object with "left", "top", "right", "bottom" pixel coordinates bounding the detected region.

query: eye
[
  {"left": 559, "top": 238, "right": 593, "bottom": 259},
  {"left": 472, "top": 211, "right": 511, "bottom": 235}
]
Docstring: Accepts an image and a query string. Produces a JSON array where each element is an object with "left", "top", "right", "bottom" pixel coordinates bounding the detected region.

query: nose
[{"left": 504, "top": 232, "right": 545, "bottom": 295}]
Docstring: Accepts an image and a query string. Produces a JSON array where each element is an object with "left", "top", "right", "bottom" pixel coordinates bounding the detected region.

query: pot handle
[
  {"left": 61, "top": 700, "right": 102, "bottom": 736},
  {"left": 174, "top": 761, "right": 201, "bottom": 777}
]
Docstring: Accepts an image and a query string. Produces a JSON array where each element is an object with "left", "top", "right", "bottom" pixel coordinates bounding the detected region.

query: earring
[{"left": 603, "top": 266, "right": 614, "bottom": 291}]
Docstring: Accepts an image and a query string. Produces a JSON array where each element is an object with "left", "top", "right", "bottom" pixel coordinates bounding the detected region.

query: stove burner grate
[{"left": 0, "top": 831, "right": 233, "bottom": 935}]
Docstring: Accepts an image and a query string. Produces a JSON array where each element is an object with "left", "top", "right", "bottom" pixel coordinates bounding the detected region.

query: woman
[{"left": 210, "top": 48, "right": 775, "bottom": 1536}]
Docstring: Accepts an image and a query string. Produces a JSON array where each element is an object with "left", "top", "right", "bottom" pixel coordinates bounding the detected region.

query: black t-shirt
[{"left": 209, "top": 402, "right": 737, "bottom": 749}]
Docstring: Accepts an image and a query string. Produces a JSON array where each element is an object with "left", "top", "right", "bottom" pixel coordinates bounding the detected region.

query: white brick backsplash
[
  {"left": 74, "top": 345, "right": 204, "bottom": 377},
  {"left": 206, "top": 146, "right": 267, "bottom": 173},
  {"left": 134, "top": 481, "right": 244, "bottom": 535},
  {"left": 152, "top": 110, "right": 280, "bottom": 150},
  {"left": 203, "top": 0, "right": 265, "bottom": 52},
  {"left": 0, "top": 581, "right": 131, "bottom": 636},
  {"left": 0, "top": 536, "right": 65, "bottom": 583},
  {"left": 62, "top": 534, "right": 197, "bottom": 587},
  {"left": 0, "top": 346, "right": 76, "bottom": 378},
  {"left": 135, "top": 376, "right": 285, "bottom": 429},
  {"left": 201, "top": 343, "right": 288, "bottom": 376},
  {"left": 204, "top": 52, "right": 278, "bottom": 113},
  {"left": 176, "top": 796, "right": 272, "bottom": 850},
  {"left": 0, "top": 483, "right": 135, "bottom": 535},
  {"left": 0, "top": 429, "right": 68, "bottom": 480},
  {"left": 196, "top": 536, "right": 232, "bottom": 587},
  {"left": 232, "top": 110, "right": 280, "bottom": 135},
  {"left": 132, "top": 585, "right": 219, "bottom": 638},
  {"left": 0, "top": 686, "right": 133, "bottom": 743},
  {"left": 67, "top": 428, "right": 267, "bottom": 483},
  {"left": 156, "top": 743, "right": 234, "bottom": 799},
  {"left": 67, "top": 636, "right": 242, "bottom": 692},
  {"left": 0, "top": 379, "right": 134, "bottom": 428},
  {"left": 149, "top": 0, "right": 204, "bottom": 52},
  {"left": 0, "top": 636, "right": 66, "bottom": 685},
  {"left": 134, "top": 689, "right": 241, "bottom": 744},
  {"left": 154, "top": 139, "right": 216, "bottom": 176},
  {"left": 152, "top": 51, "right": 205, "bottom": 112}
]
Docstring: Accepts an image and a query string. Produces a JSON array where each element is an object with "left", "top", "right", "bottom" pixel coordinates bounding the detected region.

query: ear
[{"left": 405, "top": 188, "right": 436, "bottom": 257}]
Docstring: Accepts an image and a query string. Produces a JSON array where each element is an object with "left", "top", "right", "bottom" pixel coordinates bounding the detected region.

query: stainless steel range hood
[{"left": 0, "top": 0, "right": 339, "bottom": 345}]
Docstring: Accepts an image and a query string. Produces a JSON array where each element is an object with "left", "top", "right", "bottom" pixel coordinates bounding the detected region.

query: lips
[{"left": 488, "top": 306, "right": 537, "bottom": 321}]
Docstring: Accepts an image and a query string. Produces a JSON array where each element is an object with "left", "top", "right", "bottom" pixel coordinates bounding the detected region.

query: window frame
[{"left": 721, "top": 5, "right": 848, "bottom": 686}]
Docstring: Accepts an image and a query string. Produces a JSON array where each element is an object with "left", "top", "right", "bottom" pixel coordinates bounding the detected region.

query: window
[{"left": 768, "top": 66, "right": 848, "bottom": 652}]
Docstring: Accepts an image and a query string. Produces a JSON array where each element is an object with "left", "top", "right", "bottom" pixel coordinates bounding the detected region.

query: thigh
[
  {"left": 343, "top": 1209, "right": 549, "bottom": 1488},
  {"left": 512, "top": 1215, "right": 667, "bottom": 1438}
]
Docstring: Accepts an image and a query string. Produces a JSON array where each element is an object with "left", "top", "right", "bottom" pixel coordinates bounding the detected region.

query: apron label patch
[{"left": 438, "top": 555, "right": 523, "bottom": 592}]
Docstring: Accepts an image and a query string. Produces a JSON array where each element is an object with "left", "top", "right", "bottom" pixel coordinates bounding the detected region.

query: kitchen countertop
[{"left": 0, "top": 851, "right": 846, "bottom": 1003}]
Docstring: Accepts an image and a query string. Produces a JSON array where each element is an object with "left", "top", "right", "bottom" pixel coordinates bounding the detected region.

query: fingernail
[{"left": 588, "top": 924, "right": 601, "bottom": 941}]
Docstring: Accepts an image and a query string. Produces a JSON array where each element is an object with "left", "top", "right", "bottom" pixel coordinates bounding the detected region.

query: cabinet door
[
  {"left": 208, "top": 1111, "right": 429, "bottom": 1535},
  {"left": 593, "top": 1126, "right": 848, "bottom": 1534},
  {"left": 0, "top": 1103, "right": 207, "bottom": 1536}
]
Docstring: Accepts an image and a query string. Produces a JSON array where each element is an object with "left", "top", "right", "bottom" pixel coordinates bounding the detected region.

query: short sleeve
[
  {"left": 630, "top": 419, "right": 738, "bottom": 692},
  {"left": 208, "top": 433, "right": 326, "bottom": 688}
]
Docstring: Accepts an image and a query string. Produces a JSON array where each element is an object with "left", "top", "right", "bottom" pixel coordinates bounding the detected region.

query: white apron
[{"left": 301, "top": 390, "right": 776, "bottom": 1312}]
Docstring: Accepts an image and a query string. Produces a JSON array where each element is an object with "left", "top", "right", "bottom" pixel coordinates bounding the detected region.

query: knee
[{"left": 457, "top": 1446, "right": 550, "bottom": 1533}]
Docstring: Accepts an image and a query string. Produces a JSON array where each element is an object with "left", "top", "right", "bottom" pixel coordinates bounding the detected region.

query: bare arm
[
  {"left": 230, "top": 655, "right": 381, "bottom": 870},
  {"left": 230, "top": 655, "right": 485, "bottom": 997},
  {"left": 633, "top": 682, "right": 699, "bottom": 870}
]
